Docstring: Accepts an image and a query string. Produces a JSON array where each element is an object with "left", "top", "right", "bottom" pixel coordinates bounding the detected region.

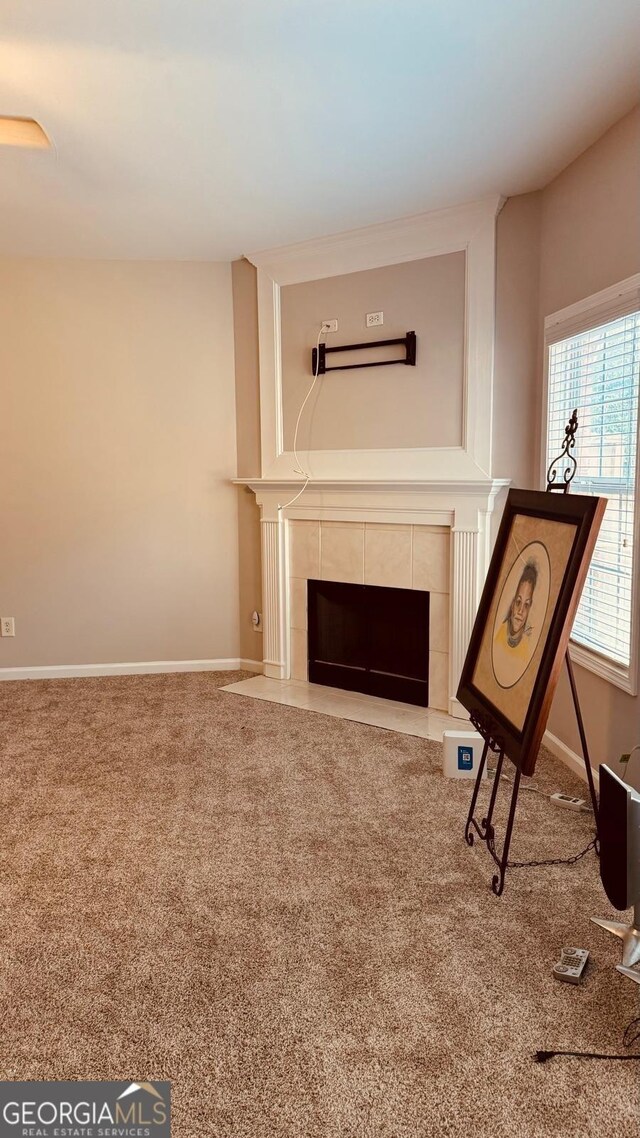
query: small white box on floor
[{"left": 443, "top": 730, "right": 486, "bottom": 779}]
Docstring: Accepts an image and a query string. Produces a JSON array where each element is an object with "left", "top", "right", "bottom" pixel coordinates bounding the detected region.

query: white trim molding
[
  {"left": 450, "top": 528, "right": 481, "bottom": 718},
  {"left": 0, "top": 659, "right": 263, "bottom": 682},
  {"left": 260, "top": 517, "right": 289, "bottom": 680},
  {"left": 247, "top": 195, "right": 503, "bottom": 483},
  {"left": 543, "top": 272, "right": 640, "bottom": 344},
  {"left": 569, "top": 641, "right": 638, "bottom": 698},
  {"left": 543, "top": 729, "right": 599, "bottom": 789}
]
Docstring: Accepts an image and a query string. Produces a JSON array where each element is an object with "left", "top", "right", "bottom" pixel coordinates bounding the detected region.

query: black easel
[{"left": 464, "top": 411, "right": 599, "bottom": 896}]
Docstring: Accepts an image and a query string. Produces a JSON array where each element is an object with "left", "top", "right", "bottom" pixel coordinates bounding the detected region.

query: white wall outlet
[
  {"left": 251, "top": 610, "right": 262, "bottom": 630},
  {"left": 366, "top": 311, "right": 384, "bottom": 327},
  {"left": 321, "top": 319, "right": 338, "bottom": 333},
  {"left": 1, "top": 617, "right": 15, "bottom": 637}
]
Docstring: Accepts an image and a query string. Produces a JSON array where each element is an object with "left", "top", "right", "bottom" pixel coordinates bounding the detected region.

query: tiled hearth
[
  {"left": 222, "top": 674, "right": 464, "bottom": 740},
  {"left": 288, "top": 519, "right": 450, "bottom": 710}
]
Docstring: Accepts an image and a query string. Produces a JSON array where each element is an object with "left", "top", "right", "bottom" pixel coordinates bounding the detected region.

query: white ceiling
[{"left": 0, "top": 0, "right": 638, "bottom": 261}]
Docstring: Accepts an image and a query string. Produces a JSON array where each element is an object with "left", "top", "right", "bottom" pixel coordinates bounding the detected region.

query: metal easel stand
[
  {"left": 464, "top": 730, "right": 520, "bottom": 897},
  {"left": 565, "top": 650, "right": 600, "bottom": 854},
  {"left": 464, "top": 410, "right": 599, "bottom": 895},
  {"left": 464, "top": 655, "right": 599, "bottom": 896}
]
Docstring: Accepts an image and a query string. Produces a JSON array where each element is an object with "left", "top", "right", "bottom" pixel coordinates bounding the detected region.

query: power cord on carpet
[
  {"left": 484, "top": 767, "right": 597, "bottom": 870},
  {"left": 487, "top": 767, "right": 542, "bottom": 795},
  {"left": 535, "top": 1014, "right": 640, "bottom": 1063},
  {"left": 487, "top": 766, "right": 592, "bottom": 809}
]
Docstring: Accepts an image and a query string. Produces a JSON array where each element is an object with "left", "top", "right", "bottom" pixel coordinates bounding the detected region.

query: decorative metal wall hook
[{"left": 546, "top": 409, "right": 578, "bottom": 492}]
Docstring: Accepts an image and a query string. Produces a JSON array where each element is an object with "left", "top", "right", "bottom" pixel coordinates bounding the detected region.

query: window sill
[{"left": 569, "top": 640, "right": 637, "bottom": 696}]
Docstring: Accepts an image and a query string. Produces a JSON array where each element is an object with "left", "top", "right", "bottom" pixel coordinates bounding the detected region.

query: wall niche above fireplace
[{"left": 307, "top": 579, "right": 429, "bottom": 707}]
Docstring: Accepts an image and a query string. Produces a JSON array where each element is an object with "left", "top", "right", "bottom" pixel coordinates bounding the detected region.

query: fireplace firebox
[{"left": 307, "top": 579, "right": 429, "bottom": 707}]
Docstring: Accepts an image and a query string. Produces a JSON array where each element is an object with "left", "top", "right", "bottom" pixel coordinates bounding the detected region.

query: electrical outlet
[
  {"left": 321, "top": 319, "right": 338, "bottom": 333},
  {"left": 1, "top": 617, "right": 15, "bottom": 637},
  {"left": 366, "top": 311, "right": 383, "bottom": 327}
]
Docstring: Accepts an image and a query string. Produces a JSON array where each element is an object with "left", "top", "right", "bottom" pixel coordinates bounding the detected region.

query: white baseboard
[
  {"left": 0, "top": 658, "right": 264, "bottom": 682},
  {"left": 543, "top": 729, "right": 599, "bottom": 788}
]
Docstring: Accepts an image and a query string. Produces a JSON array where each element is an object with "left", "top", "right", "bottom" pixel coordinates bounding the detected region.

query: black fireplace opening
[{"left": 307, "top": 579, "right": 429, "bottom": 707}]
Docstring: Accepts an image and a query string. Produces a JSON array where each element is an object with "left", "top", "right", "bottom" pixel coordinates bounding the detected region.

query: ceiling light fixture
[{"left": 0, "top": 116, "right": 51, "bottom": 149}]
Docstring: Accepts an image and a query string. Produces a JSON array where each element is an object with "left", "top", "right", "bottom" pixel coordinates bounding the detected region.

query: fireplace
[
  {"left": 307, "top": 579, "right": 430, "bottom": 707},
  {"left": 238, "top": 478, "right": 509, "bottom": 718}
]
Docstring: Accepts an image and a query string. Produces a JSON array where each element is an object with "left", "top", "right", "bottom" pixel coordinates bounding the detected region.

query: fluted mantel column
[
  {"left": 450, "top": 528, "right": 481, "bottom": 717},
  {"left": 260, "top": 516, "right": 289, "bottom": 679}
]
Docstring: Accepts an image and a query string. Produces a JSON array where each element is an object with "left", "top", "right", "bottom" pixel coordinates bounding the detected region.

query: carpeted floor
[{"left": 0, "top": 671, "right": 637, "bottom": 1137}]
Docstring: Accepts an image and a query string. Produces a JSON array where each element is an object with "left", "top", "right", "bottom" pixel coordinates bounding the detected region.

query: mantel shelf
[{"left": 234, "top": 477, "right": 510, "bottom": 496}]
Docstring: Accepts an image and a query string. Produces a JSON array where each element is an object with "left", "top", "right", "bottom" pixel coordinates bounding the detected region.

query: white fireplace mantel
[{"left": 236, "top": 477, "right": 509, "bottom": 717}]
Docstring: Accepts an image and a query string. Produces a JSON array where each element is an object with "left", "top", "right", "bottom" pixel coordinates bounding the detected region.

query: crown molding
[{"left": 246, "top": 194, "right": 504, "bottom": 285}]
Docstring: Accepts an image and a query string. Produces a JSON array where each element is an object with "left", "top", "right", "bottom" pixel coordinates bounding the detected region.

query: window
[{"left": 544, "top": 276, "right": 640, "bottom": 694}]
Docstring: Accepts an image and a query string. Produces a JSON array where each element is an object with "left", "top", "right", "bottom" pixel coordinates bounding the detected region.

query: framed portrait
[{"left": 457, "top": 489, "right": 606, "bottom": 775}]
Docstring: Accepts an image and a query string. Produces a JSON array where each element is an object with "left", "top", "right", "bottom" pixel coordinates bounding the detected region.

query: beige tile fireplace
[
  {"left": 288, "top": 519, "right": 450, "bottom": 709},
  {"left": 238, "top": 480, "right": 508, "bottom": 719}
]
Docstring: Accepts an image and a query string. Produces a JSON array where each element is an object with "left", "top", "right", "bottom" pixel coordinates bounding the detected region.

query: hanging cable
[{"left": 278, "top": 325, "right": 327, "bottom": 513}]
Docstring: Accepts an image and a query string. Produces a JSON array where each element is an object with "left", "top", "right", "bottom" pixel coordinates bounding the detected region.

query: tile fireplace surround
[{"left": 239, "top": 480, "right": 508, "bottom": 719}]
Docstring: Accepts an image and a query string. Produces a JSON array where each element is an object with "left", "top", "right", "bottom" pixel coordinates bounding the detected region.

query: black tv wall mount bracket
[{"left": 311, "top": 331, "right": 416, "bottom": 375}]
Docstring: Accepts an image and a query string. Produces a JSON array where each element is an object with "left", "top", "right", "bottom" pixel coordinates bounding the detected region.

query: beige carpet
[{"left": 0, "top": 671, "right": 637, "bottom": 1137}]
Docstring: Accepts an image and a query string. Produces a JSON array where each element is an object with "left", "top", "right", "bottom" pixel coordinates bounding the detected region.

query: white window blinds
[{"left": 546, "top": 309, "right": 640, "bottom": 667}]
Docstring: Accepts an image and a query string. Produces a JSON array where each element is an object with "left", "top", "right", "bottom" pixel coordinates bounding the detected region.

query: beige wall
[
  {"left": 231, "top": 257, "right": 263, "bottom": 661},
  {"left": 489, "top": 192, "right": 543, "bottom": 541},
  {"left": 0, "top": 258, "right": 240, "bottom": 668},
  {"left": 540, "top": 106, "right": 640, "bottom": 318},
  {"left": 232, "top": 258, "right": 262, "bottom": 478},
  {"left": 280, "top": 253, "right": 466, "bottom": 452},
  {"left": 493, "top": 192, "right": 542, "bottom": 488},
  {"left": 539, "top": 105, "right": 640, "bottom": 763}
]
